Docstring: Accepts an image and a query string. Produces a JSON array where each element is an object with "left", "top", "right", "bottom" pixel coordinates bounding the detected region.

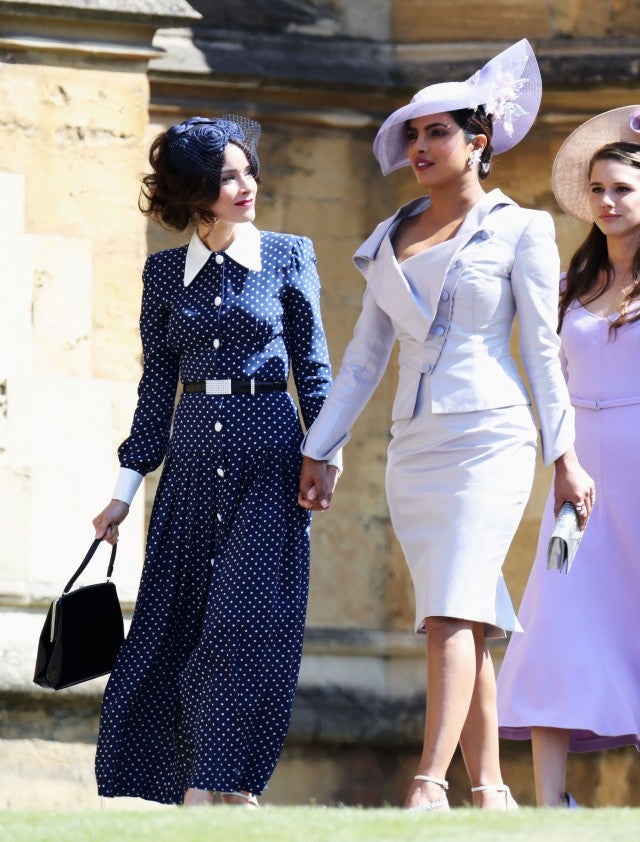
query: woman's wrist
[{"left": 554, "top": 447, "right": 578, "bottom": 473}]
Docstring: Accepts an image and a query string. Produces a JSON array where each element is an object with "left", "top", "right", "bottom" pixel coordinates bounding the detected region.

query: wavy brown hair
[
  {"left": 139, "top": 134, "right": 258, "bottom": 231},
  {"left": 559, "top": 141, "right": 640, "bottom": 335}
]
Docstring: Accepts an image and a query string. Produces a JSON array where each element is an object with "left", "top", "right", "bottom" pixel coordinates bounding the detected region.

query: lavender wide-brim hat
[
  {"left": 373, "top": 38, "right": 542, "bottom": 176},
  {"left": 552, "top": 105, "right": 640, "bottom": 223}
]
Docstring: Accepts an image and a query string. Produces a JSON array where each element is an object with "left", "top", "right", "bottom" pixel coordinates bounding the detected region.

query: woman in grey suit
[{"left": 299, "top": 40, "right": 594, "bottom": 811}]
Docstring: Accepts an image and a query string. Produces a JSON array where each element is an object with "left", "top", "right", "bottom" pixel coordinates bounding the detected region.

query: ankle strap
[
  {"left": 414, "top": 775, "right": 449, "bottom": 790},
  {"left": 471, "top": 783, "right": 509, "bottom": 793}
]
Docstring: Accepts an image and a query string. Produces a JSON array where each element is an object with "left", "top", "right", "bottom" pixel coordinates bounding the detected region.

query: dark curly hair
[
  {"left": 139, "top": 133, "right": 259, "bottom": 231},
  {"left": 450, "top": 105, "right": 494, "bottom": 179}
]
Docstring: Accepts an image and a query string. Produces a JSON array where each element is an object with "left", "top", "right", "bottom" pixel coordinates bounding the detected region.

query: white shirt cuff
[
  {"left": 326, "top": 449, "right": 343, "bottom": 475},
  {"left": 112, "top": 467, "right": 144, "bottom": 505}
]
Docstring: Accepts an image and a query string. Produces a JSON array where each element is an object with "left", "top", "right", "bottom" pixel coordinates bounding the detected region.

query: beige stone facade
[
  {"left": 1, "top": 0, "right": 639, "bottom": 808},
  {"left": 392, "top": 0, "right": 639, "bottom": 41}
]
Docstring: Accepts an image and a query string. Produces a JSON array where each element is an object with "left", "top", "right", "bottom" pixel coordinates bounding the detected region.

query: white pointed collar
[{"left": 183, "top": 222, "right": 262, "bottom": 287}]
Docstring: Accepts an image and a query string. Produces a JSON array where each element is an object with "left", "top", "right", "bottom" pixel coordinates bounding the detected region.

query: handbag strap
[{"left": 62, "top": 539, "right": 117, "bottom": 594}]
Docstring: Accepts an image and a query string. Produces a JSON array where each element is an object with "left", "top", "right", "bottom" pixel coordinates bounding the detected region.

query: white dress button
[
  {"left": 213, "top": 338, "right": 220, "bottom": 349},
  {"left": 453, "top": 259, "right": 462, "bottom": 270},
  {"left": 434, "top": 325, "right": 445, "bottom": 336},
  {"left": 214, "top": 296, "right": 222, "bottom": 307},
  {"left": 215, "top": 254, "right": 224, "bottom": 265},
  {"left": 214, "top": 422, "right": 222, "bottom": 432},
  {"left": 440, "top": 290, "right": 450, "bottom": 301},
  {"left": 217, "top": 468, "right": 225, "bottom": 478},
  {"left": 480, "top": 230, "right": 491, "bottom": 240},
  {"left": 425, "top": 363, "right": 432, "bottom": 373}
]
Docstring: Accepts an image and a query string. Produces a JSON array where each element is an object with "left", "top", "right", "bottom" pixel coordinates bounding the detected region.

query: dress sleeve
[
  {"left": 282, "top": 237, "right": 335, "bottom": 431},
  {"left": 511, "top": 212, "right": 575, "bottom": 465},
  {"left": 301, "top": 283, "right": 396, "bottom": 462},
  {"left": 117, "top": 254, "right": 180, "bottom": 475}
]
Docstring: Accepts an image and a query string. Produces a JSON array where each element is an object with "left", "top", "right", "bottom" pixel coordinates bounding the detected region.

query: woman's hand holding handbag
[
  {"left": 33, "top": 538, "right": 125, "bottom": 690},
  {"left": 547, "top": 502, "right": 584, "bottom": 574}
]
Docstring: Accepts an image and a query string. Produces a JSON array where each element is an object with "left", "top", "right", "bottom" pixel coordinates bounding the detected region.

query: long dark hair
[
  {"left": 450, "top": 105, "right": 494, "bottom": 180},
  {"left": 559, "top": 141, "right": 640, "bottom": 334}
]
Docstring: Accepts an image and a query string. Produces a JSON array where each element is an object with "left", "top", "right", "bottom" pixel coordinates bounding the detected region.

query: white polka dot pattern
[{"left": 95, "top": 233, "right": 333, "bottom": 804}]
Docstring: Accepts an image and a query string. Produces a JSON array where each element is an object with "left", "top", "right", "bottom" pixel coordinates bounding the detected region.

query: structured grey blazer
[{"left": 303, "top": 188, "right": 574, "bottom": 466}]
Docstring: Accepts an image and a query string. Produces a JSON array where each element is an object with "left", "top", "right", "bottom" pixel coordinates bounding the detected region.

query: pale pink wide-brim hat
[
  {"left": 551, "top": 105, "right": 640, "bottom": 223},
  {"left": 373, "top": 38, "right": 542, "bottom": 175}
]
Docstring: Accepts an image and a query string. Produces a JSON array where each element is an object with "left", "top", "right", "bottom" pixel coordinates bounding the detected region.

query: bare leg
[
  {"left": 405, "top": 616, "right": 477, "bottom": 810},
  {"left": 531, "top": 727, "right": 570, "bottom": 806},
  {"left": 459, "top": 626, "right": 508, "bottom": 809},
  {"left": 183, "top": 788, "right": 216, "bottom": 806}
]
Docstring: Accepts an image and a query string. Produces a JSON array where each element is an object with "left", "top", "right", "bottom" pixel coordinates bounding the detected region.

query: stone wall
[
  {"left": 392, "top": 0, "right": 640, "bottom": 40},
  {"left": 0, "top": 0, "right": 199, "bottom": 595}
]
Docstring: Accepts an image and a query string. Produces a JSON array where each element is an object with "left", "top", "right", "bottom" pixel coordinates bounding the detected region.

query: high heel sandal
[
  {"left": 471, "top": 783, "right": 518, "bottom": 810},
  {"left": 408, "top": 775, "right": 449, "bottom": 811},
  {"left": 222, "top": 790, "right": 259, "bottom": 808},
  {"left": 565, "top": 792, "right": 579, "bottom": 808}
]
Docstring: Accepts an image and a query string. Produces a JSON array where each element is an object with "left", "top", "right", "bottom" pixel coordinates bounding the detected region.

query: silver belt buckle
[{"left": 205, "top": 379, "right": 232, "bottom": 395}]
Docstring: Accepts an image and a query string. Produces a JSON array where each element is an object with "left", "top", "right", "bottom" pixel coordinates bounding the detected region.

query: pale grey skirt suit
[{"left": 303, "top": 189, "right": 574, "bottom": 637}]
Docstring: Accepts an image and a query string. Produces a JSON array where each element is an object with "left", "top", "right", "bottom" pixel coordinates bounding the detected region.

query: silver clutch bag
[{"left": 547, "top": 502, "right": 583, "bottom": 574}]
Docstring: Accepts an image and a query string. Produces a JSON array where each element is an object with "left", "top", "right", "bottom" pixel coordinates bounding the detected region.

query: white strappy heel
[
  {"left": 408, "top": 775, "right": 449, "bottom": 811},
  {"left": 222, "top": 790, "right": 259, "bottom": 808},
  {"left": 471, "top": 783, "right": 518, "bottom": 810}
]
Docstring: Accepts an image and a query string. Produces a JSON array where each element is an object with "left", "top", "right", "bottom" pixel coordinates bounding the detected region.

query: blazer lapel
[
  {"left": 353, "top": 197, "right": 433, "bottom": 342},
  {"left": 352, "top": 190, "right": 516, "bottom": 342},
  {"left": 365, "top": 236, "right": 433, "bottom": 341},
  {"left": 367, "top": 234, "right": 472, "bottom": 342}
]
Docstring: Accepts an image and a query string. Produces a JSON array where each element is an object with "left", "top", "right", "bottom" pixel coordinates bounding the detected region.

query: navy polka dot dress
[{"left": 95, "top": 232, "right": 333, "bottom": 804}]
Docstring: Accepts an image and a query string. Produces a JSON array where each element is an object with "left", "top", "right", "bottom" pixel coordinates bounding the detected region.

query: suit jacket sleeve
[
  {"left": 301, "top": 284, "right": 396, "bottom": 460},
  {"left": 511, "top": 212, "right": 574, "bottom": 465}
]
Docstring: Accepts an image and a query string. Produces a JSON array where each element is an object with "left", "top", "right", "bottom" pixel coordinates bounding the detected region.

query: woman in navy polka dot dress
[{"left": 92, "top": 116, "right": 340, "bottom": 807}]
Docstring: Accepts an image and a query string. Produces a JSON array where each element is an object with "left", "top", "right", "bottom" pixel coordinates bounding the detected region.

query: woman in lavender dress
[{"left": 498, "top": 106, "right": 640, "bottom": 807}]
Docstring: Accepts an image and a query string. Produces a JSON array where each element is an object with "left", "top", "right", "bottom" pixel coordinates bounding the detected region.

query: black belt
[{"left": 183, "top": 379, "right": 287, "bottom": 395}]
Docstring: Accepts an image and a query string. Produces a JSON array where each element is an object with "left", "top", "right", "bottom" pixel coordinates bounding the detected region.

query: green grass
[{"left": 1, "top": 807, "right": 639, "bottom": 842}]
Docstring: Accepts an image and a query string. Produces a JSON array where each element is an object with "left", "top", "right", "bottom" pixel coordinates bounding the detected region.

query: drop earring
[{"left": 467, "top": 148, "right": 482, "bottom": 167}]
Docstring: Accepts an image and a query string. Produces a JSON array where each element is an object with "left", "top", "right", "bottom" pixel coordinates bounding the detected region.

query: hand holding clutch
[{"left": 547, "top": 502, "right": 583, "bottom": 574}]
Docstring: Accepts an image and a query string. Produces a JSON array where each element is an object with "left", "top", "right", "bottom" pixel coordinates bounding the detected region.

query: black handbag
[{"left": 33, "top": 538, "right": 125, "bottom": 690}]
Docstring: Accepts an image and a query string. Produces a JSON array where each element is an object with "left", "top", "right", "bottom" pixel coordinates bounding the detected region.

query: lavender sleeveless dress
[{"left": 497, "top": 302, "right": 640, "bottom": 751}]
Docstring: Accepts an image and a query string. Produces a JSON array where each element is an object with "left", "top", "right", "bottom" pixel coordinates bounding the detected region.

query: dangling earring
[{"left": 467, "top": 148, "right": 482, "bottom": 167}]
